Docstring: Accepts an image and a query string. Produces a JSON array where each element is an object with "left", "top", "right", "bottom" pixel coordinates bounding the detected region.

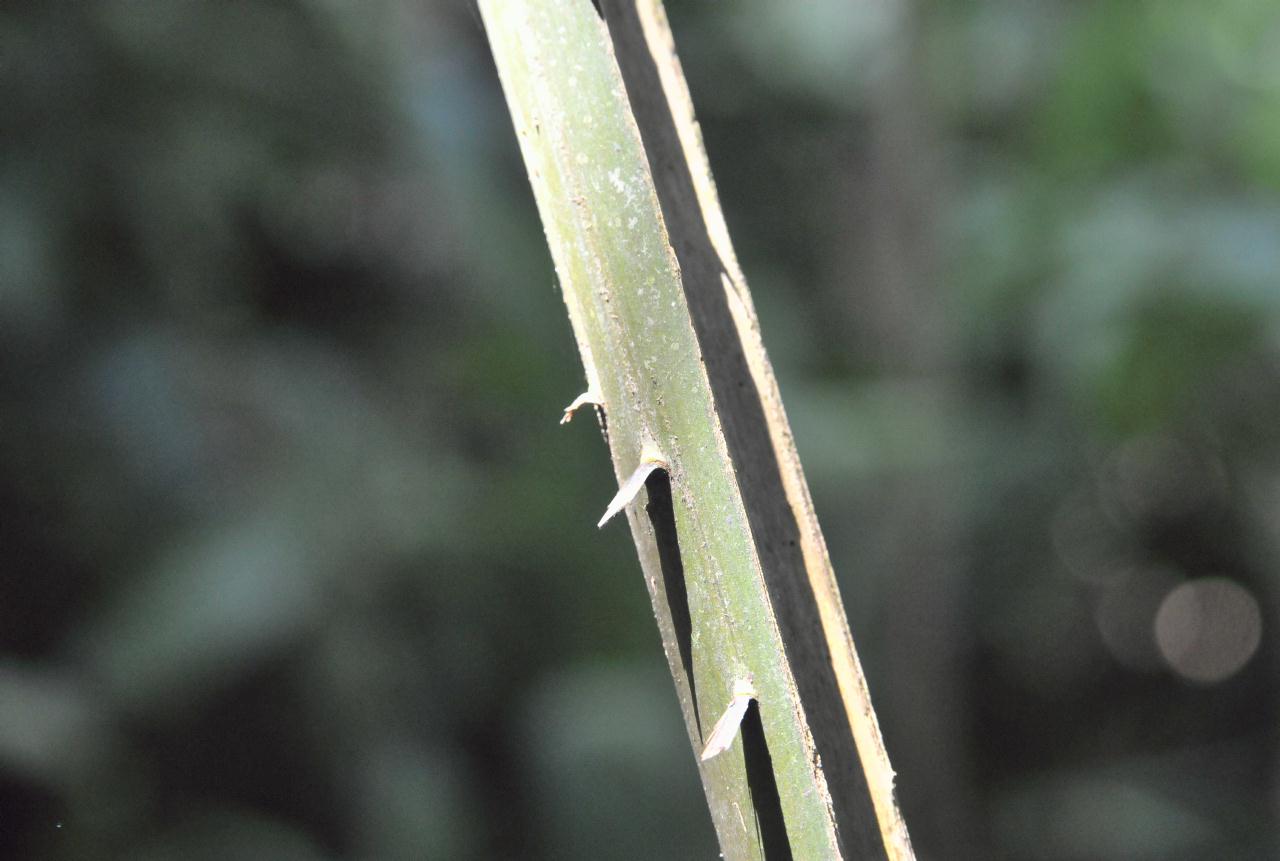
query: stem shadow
[{"left": 645, "top": 469, "right": 699, "bottom": 734}]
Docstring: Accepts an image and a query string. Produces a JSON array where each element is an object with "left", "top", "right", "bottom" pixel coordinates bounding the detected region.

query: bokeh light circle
[{"left": 1154, "top": 578, "right": 1262, "bottom": 684}]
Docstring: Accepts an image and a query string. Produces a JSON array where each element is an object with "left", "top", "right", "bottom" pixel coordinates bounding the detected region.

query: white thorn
[
  {"left": 699, "top": 679, "right": 757, "bottom": 762},
  {"left": 597, "top": 449, "right": 666, "bottom": 528},
  {"left": 560, "top": 390, "right": 603, "bottom": 425}
]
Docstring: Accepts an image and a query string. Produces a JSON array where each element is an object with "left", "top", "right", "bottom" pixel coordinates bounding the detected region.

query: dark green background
[{"left": 3, "top": 1, "right": 1278, "bottom": 858}]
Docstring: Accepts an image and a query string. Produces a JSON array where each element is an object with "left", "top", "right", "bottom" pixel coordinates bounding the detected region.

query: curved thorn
[
  {"left": 700, "top": 679, "right": 757, "bottom": 762},
  {"left": 597, "top": 454, "right": 666, "bottom": 528},
  {"left": 560, "top": 389, "right": 603, "bottom": 424}
]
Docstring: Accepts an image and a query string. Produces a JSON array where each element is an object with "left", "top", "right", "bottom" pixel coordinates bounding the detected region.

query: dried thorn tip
[
  {"left": 699, "top": 680, "right": 756, "bottom": 762},
  {"left": 560, "top": 390, "right": 602, "bottom": 425},
  {"left": 597, "top": 455, "right": 665, "bottom": 528}
]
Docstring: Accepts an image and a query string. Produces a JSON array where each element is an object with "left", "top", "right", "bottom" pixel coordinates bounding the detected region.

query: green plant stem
[{"left": 480, "top": 2, "right": 912, "bottom": 857}]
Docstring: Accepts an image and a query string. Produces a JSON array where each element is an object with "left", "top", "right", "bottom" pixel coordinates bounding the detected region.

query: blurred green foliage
[{"left": 2, "top": 1, "right": 1278, "bottom": 858}]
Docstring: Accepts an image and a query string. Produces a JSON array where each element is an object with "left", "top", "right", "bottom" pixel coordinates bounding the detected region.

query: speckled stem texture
[{"left": 479, "top": 2, "right": 913, "bottom": 858}]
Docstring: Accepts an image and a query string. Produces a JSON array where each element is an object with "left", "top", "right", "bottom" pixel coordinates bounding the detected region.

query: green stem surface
[{"left": 481, "top": 3, "right": 912, "bottom": 858}]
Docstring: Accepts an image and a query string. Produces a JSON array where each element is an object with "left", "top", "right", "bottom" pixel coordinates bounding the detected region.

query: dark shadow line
[
  {"left": 646, "top": 469, "right": 699, "bottom": 734},
  {"left": 742, "top": 700, "right": 793, "bottom": 861}
]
